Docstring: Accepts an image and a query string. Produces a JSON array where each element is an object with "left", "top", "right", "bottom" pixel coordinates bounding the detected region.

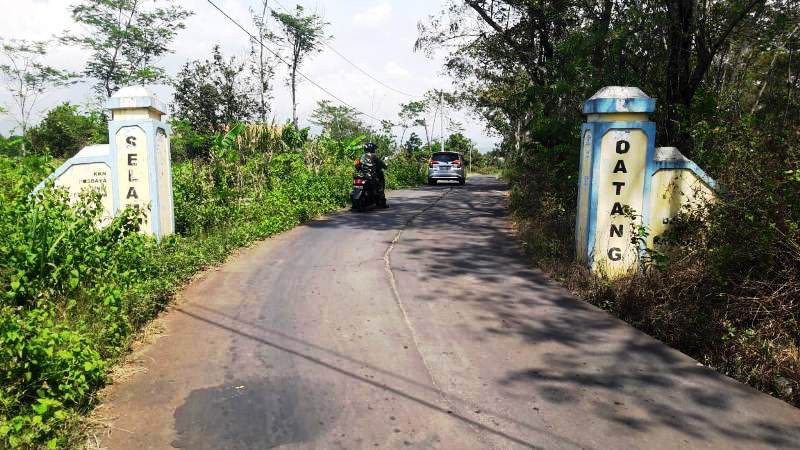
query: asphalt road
[{"left": 98, "top": 176, "right": 800, "bottom": 449}]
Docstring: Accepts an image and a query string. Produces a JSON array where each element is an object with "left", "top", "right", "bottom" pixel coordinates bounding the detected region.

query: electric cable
[
  {"left": 205, "top": 0, "right": 386, "bottom": 123},
  {"left": 269, "top": 0, "right": 422, "bottom": 98}
]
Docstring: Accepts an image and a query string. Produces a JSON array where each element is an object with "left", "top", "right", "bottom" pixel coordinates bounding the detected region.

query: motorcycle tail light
[
  {"left": 354, "top": 159, "right": 362, "bottom": 168},
  {"left": 354, "top": 178, "right": 365, "bottom": 186}
]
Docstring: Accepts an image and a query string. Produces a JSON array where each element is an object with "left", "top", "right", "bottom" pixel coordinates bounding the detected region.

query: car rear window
[{"left": 432, "top": 152, "right": 460, "bottom": 163}]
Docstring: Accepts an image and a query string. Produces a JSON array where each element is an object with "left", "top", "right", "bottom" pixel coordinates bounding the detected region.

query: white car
[{"left": 427, "top": 152, "right": 466, "bottom": 185}]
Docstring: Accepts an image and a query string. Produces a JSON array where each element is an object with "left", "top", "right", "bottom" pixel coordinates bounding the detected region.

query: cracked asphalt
[{"left": 98, "top": 176, "right": 800, "bottom": 449}]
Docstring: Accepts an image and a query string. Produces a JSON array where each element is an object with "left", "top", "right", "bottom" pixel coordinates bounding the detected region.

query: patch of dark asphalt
[{"left": 172, "top": 377, "right": 338, "bottom": 449}]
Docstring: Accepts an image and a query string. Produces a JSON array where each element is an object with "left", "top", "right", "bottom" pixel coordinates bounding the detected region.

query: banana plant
[{"left": 210, "top": 123, "right": 245, "bottom": 163}]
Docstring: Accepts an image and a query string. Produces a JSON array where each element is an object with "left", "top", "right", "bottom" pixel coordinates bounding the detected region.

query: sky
[{"left": 0, "top": 0, "right": 500, "bottom": 151}]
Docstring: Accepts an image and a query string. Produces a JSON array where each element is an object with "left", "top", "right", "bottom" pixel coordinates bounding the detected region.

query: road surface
[{"left": 98, "top": 176, "right": 800, "bottom": 449}]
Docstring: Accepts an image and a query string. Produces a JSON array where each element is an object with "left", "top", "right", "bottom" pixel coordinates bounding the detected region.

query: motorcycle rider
[{"left": 359, "top": 142, "right": 386, "bottom": 191}]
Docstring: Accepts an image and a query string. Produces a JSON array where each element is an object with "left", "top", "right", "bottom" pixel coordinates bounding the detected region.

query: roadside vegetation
[
  {"left": 0, "top": 121, "right": 430, "bottom": 448},
  {"left": 0, "top": 0, "right": 468, "bottom": 447},
  {"left": 418, "top": 1, "right": 799, "bottom": 407}
]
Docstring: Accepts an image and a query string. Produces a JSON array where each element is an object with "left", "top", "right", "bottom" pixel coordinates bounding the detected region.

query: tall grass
[{"left": 0, "top": 123, "right": 425, "bottom": 448}]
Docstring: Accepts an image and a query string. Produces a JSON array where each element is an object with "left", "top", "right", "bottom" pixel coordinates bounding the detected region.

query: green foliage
[
  {"left": 0, "top": 136, "right": 31, "bottom": 158},
  {"left": 169, "top": 119, "right": 214, "bottom": 162},
  {"left": 0, "top": 167, "right": 147, "bottom": 448},
  {"left": 0, "top": 39, "right": 75, "bottom": 155},
  {"left": 385, "top": 155, "right": 426, "bottom": 189},
  {"left": 172, "top": 46, "right": 258, "bottom": 140},
  {"left": 443, "top": 132, "right": 474, "bottom": 154},
  {"left": 61, "top": 0, "right": 193, "bottom": 97},
  {"left": 310, "top": 100, "right": 370, "bottom": 141},
  {"left": 27, "top": 103, "right": 108, "bottom": 158},
  {"left": 0, "top": 119, "right": 425, "bottom": 446},
  {"left": 403, "top": 132, "right": 423, "bottom": 154},
  {"left": 271, "top": 4, "right": 328, "bottom": 125},
  {"left": 0, "top": 307, "right": 105, "bottom": 449},
  {"left": 0, "top": 156, "right": 56, "bottom": 201},
  {"left": 418, "top": 0, "right": 800, "bottom": 407},
  {"left": 280, "top": 122, "right": 309, "bottom": 149}
]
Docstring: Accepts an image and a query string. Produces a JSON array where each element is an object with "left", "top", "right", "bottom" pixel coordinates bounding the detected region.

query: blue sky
[{"left": 0, "top": 0, "right": 500, "bottom": 151}]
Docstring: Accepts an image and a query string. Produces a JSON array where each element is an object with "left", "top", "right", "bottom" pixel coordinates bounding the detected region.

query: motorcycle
[{"left": 351, "top": 159, "right": 387, "bottom": 212}]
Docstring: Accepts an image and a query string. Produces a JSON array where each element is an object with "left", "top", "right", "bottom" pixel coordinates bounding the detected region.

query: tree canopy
[
  {"left": 271, "top": 5, "right": 328, "bottom": 126},
  {"left": 62, "top": 0, "right": 192, "bottom": 97}
]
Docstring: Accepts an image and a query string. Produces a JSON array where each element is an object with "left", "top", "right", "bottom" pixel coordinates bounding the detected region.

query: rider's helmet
[{"left": 364, "top": 142, "right": 378, "bottom": 153}]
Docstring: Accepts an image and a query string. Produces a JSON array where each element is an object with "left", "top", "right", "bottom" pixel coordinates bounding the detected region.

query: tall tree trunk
[
  {"left": 258, "top": 0, "right": 269, "bottom": 122},
  {"left": 291, "top": 65, "right": 297, "bottom": 127},
  {"left": 591, "top": 0, "right": 614, "bottom": 70},
  {"left": 664, "top": 0, "right": 695, "bottom": 150},
  {"left": 104, "top": 0, "right": 140, "bottom": 98}
]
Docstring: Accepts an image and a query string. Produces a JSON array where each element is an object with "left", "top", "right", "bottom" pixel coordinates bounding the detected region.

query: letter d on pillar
[{"left": 575, "top": 87, "right": 656, "bottom": 278}]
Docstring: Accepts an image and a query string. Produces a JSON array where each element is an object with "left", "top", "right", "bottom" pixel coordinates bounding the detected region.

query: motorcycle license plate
[{"left": 353, "top": 186, "right": 363, "bottom": 189}]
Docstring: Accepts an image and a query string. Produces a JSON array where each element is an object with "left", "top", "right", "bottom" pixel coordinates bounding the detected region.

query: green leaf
[{"left": 31, "top": 401, "right": 48, "bottom": 415}]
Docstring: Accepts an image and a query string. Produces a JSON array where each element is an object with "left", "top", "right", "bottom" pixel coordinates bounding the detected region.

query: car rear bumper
[{"left": 428, "top": 168, "right": 465, "bottom": 179}]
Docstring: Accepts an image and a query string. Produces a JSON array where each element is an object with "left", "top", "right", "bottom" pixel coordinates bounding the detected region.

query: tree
[
  {"left": 0, "top": 39, "right": 74, "bottom": 155},
  {"left": 62, "top": 0, "right": 192, "bottom": 97},
  {"left": 445, "top": 132, "right": 475, "bottom": 154},
  {"left": 404, "top": 132, "right": 423, "bottom": 155},
  {"left": 172, "top": 46, "right": 258, "bottom": 136},
  {"left": 28, "top": 103, "right": 108, "bottom": 158},
  {"left": 418, "top": 0, "right": 772, "bottom": 154},
  {"left": 661, "top": 0, "right": 768, "bottom": 148},
  {"left": 399, "top": 100, "right": 431, "bottom": 149},
  {"left": 310, "top": 100, "right": 368, "bottom": 141},
  {"left": 271, "top": 5, "right": 328, "bottom": 126},
  {"left": 250, "top": 0, "right": 276, "bottom": 122}
]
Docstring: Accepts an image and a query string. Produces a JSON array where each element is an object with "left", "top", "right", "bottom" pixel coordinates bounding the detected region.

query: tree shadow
[{"left": 387, "top": 176, "right": 800, "bottom": 447}]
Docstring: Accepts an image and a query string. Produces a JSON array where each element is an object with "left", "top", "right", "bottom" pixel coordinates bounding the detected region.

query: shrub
[
  {"left": 508, "top": 118, "right": 800, "bottom": 407},
  {"left": 0, "top": 123, "right": 424, "bottom": 447},
  {"left": 27, "top": 104, "right": 108, "bottom": 159},
  {"left": 0, "top": 307, "right": 105, "bottom": 449},
  {"left": 0, "top": 177, "right": 148, "bottom": 448}
]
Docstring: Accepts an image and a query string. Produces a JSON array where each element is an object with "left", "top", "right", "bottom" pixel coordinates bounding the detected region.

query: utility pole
[{"left": 439, "top": 91, "right": 445, "bottom": 152}]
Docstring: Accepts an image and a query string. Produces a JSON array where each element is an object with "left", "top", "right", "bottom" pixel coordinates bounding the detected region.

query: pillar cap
[
  {"left": 583, "top": 86, "right": 656, "bottom": 115},
  {"left": 105, "top": 85, "right": 168, "bottom": 115}
]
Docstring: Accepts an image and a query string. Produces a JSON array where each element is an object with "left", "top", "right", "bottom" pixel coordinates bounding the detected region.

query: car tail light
[
  {"left": 452, "top": 159, "right": 461, "bottom": 166},
  {"left": 429, "top": 160, "right": 439, "bottom": 168}
]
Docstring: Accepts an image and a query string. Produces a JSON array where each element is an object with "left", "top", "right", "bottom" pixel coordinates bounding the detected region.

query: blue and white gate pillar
[
  {"left": 106, "top": 86, "right": 174, "bottom": 238},
  {"left": 36, "top": 86, "right": 174, "bottom": 239},
  {"left": 575, "top": 87, "right": 657, "bottom": 277}
]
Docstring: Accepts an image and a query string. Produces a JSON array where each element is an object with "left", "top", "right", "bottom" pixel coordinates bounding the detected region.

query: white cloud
[
  {"left": 352, "top": 2, "right": 392, "bottom": 28},
  {"left": 384, "top": 61, "right": 409, "bottom": 78}
]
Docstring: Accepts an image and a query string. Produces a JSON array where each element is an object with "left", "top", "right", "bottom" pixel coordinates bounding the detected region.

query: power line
[
  {"left": 324, "top": 45, "right": 420, "bottom": 98},
  {"left": 268, "top": 0, "right": 422, "bottom": 98},
  {"left": 204, "top": 0, "right": 385, "bottom": 123}
]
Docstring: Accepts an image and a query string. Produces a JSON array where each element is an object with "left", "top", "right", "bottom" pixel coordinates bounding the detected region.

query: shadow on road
[
  {"left": 399, "top": 176, "right": 799, "bottom": 446},
  {"left": 176, "top": 307, "right": 556, "bottom": 449},
  {"left": 179, "top": 176, "right": 799, "bottom": 448}
]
